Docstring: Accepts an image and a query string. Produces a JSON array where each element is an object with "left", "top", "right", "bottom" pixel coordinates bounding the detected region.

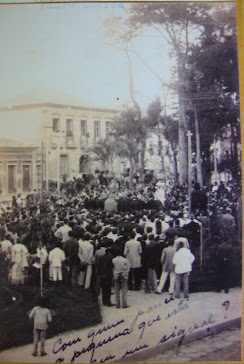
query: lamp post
[{"left": 57, "top": 131, "right": 64, "bottom": 194}]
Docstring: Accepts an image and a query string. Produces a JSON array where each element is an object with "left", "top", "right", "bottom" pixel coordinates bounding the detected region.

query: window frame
[{"left": 53, "top": 118, "right": 60, "bottom": 133}]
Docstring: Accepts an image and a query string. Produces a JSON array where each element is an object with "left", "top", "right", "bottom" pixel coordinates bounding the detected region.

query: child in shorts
[{"left": 29, "top": 296, "right": 52, "bottom": 356}]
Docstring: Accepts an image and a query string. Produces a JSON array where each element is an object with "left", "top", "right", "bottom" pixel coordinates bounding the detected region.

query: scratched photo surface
[{"left": 0, "top": 1, "right": 242, "bottom": 363}]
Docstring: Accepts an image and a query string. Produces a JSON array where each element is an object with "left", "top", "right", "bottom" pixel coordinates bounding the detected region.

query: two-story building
[
  {"left": 0, "top": 91, "right": 126, "bottom": 197},
  {"left": 41, "top": 102, "right": 120, "bottom": 183}
]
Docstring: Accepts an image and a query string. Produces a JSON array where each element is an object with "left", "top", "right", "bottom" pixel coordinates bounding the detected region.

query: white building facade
[
  {"left": 0, "top": 99, "right": 128, "bottom": 194},
  {"left": 41, "top": 103, "right": 122, "bottom": 183}
]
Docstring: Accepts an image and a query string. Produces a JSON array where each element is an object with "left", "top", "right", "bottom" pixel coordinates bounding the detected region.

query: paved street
[{"left": 135, "top": 328, "right": 241, "bottom": 362}]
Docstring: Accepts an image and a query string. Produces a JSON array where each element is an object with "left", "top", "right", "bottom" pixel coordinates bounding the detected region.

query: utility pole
[
  {"left": 40, "top": 140, "right": 43, "bottom": 201},
  {"left": 46, "top": 137, "right": 49, "bottom": 193},
  {"left": 187, "top": 130, "right": 193, "bottom": 214},
  {"left": 57, "top": 142, "right": 60, "bottom": 194},
  {"left": 43, "top": 124, "right": 53, "bottom": 193},
  {"left": 57, "top": 131, "right": 64, "bottom": 194}
]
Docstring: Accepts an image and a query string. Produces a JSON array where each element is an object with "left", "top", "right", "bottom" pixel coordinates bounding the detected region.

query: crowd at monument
[{"left": 0, "top": 174, "right": 242, "bottom": 307}]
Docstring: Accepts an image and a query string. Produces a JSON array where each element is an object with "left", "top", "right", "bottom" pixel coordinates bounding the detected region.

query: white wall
[{"left": 0, "top": 108, "right": 43, "bottom": 144}]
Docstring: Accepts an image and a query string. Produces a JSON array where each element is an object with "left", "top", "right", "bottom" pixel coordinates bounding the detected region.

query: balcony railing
[{"left": 66, "top": 131, "right": 73, "bottom": 137}]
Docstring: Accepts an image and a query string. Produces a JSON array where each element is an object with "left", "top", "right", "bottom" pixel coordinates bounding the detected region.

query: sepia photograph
[{"left": 0, "top": 0, "right": 242, "bottom": 363}]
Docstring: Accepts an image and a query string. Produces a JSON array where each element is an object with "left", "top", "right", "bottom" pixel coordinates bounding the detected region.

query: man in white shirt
[
  {"left": 172, "top": 241, "right": 195, "bottom": 298},
  {"left": 124, "top": 231, "right": 142, "bottom": 291},
  {"left": 212, "top": 182, "right": 219, "bottom": 192},
  {"left": 107, "top": 228, "right": 119, "bottom": 242},
  {"left": 48, "top": 243, "right": 66, "bottom": 282},
  {"left": 16, "top": 194, "right": 23, "bottom": 208},
  {"left": 154, "top": 186, "right": 166, "bottom": 206},
  {"left": 174, "top": 237, "right": 190, "bottom": 250},
  {"left": 0, "top": 234, "right": 13, "bottom": 260},
  {"left": 104, "top": 193, "right": 118, "bottom": 213},
  {"left": 54, "top": 218, "right": 72, "bottom": 246},
  {"left": 160, "top": 216, "right": 169, "bottom": 240},
  {"left": 78, "top": 233, "right": 94, "bottom": 289},
  {"left": 0, "top": 233, "right": 13, "bottom": 282}
]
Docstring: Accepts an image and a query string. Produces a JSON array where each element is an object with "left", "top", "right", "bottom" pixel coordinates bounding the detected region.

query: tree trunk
[
  {"left": 129, "top": 156, "right": 134, "bottom": 189},
  {"left": 157, "top": 124, "right": 165, "bottom": 180},
  {"left": 139, "top": 139, "right": 146, "bottom": 183},
  {"left": 202, "top": 149, "right": 211, "bottom": 187},
  {"left": 171, "top": 144, "right": 178, "bottom": 183},
  {"left": 177, "top": 55, "right": 188, "bottom": 185},
  {"left": 109, "top": 157, "right": 114, "bottom": 177},
  {"left": 178, "top": 98, "right": 188, "bottom": 184},
  {"left": 125, "top": 42, "right": 144, "bottom": 183},
  {"left": 231, "top": 123, "right": 238, "bottom": 181}
]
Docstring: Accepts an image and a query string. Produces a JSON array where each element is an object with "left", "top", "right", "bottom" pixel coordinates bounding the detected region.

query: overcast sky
[
  {"left": 0, "top": 1, "right": 236, "bottom": 144},
  {"left": 0, "top": 2, "right": 175, "bottom": 110}
]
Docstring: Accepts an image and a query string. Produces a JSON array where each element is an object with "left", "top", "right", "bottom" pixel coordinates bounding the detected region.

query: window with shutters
[
  {"left": 60, "top": 155, "right": 68, "bottom": 175},
  {"left": 66, "top": 119, "right": 73, "bottom": 136},
  {"left": 106, "top": 121, "right": 112, "bottom": 136},
  {"left": 94, "top": 120, "right": 101, "bottom": 139},
  {"left": 81, "top": 120, "right": 87, "bottom": 137},
  {"left": 53, "top": 118, "right": 60, "bottom": 132}
]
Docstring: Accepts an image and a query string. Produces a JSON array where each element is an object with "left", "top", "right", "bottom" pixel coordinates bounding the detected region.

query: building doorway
[
  {"left": 79, "top": 155, "right": 89, "bottom": 173},
  {"left": 60, "top": 155, "right": 68, "bottom": 182},
  {"left": 23, "top": 165, "right": 31, "bottom": 191},
  {"left": 8, "top": 165, "right": 16, "bottom": 193}
]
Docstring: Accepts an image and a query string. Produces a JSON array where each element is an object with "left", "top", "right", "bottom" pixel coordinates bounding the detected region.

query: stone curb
[{"left": 113, "top": 317, "right": 241, "bottom": 363}]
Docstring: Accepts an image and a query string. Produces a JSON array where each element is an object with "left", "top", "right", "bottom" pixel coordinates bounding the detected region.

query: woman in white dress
[{"left": 11, "top": 239, "right": 29, "bottom": 284}]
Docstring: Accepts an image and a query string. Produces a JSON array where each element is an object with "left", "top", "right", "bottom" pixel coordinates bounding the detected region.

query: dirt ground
[{"left": 0, "top": 283, "right": 101, "bottom": 351}]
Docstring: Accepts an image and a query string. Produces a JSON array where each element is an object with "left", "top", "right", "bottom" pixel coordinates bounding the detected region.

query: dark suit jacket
[{"left": 98, "top": 253, "right": 113, "bottom": 278}]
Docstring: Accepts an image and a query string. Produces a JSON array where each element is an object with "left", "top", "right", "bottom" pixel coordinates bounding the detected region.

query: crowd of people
[{"left": 0, "top": 174, "right": 242, "bottom": 307}]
